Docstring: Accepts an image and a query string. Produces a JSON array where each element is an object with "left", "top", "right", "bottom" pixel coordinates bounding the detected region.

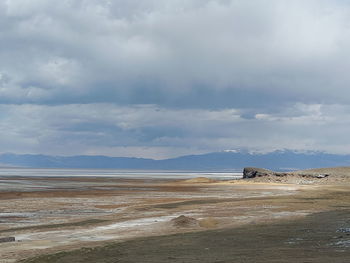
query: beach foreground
[{"left": 0, "top": 173, "right": 349, "bottom": 262}]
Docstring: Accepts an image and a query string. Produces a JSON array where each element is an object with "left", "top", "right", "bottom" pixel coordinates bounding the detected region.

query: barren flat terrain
[{"left": 0, "top": 172, "right": 349, "bottom": 262}]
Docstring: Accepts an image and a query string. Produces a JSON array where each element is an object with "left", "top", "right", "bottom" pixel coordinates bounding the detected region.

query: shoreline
[{"left": 0, "top": 175, "right": 349, "bottom": 262}]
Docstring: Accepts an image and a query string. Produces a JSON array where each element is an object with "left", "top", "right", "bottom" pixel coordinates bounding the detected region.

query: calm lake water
[{"left": 0, "top": 168, "right": 243, "bottom": 180}]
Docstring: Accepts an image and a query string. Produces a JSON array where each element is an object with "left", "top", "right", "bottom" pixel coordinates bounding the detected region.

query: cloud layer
[
  {"left": 1, "top": 0, "right": 350, "bottom": 158},
  {"left": 1, "top": 103, "right": 350, "bottom": 159}
]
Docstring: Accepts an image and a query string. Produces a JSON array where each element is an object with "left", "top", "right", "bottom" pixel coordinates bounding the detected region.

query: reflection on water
[
  {"left": 0, "top": 168, "right": 242, "bottom": 180},
  {"left": 0, "top": 168, "right": 242, "bottom": 192}
]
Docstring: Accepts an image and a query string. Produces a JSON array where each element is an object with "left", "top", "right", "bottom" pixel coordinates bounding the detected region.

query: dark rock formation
[
  {"left": 243, "top": 167, "right": 274, "bottom": 178},
  {"left": 0, "top": 236, "right": 15, "bottom": 243},
  {"left": 242, "top": 167, "right": 333, "bottom": 184}
]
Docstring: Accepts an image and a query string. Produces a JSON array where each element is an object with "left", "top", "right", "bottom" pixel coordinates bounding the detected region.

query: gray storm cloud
[{"left": 0, "top": 0, "right": 350, "bottom": 157}]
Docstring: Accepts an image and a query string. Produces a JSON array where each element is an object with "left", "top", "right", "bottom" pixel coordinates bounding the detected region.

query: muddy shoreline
[{"left": 0, "top": 175, "right": 349, "bottom": 262}]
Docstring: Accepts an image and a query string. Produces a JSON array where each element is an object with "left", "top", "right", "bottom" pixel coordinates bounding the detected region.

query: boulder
[{"left": 243, "top": 167, "right": 273, "bottom": 178}]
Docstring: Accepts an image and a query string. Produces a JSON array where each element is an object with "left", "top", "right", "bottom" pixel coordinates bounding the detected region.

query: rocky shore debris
[
  {"left": 242, "top": 167, "right": 333, "bottom": 184},
  {"left": 243, "top": 167, "right": 279, "bottom": 178},
  {"left": 0, "top": 236, "right": 15, "bottom": 243},
  {"left": 171, "top": 215, "right": 198, "bottom": 228},
  {"left": 243, "top": 167, "right": 330, "bottom": 179}
]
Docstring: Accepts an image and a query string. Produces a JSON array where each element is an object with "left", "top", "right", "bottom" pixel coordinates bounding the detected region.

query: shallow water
[{"left": 0, "top": 168, "right": 242, "bottom": 180}]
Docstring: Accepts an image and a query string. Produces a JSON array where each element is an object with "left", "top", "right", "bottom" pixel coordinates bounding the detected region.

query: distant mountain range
[{"left": 1, "top": 150, "right": 350, "bottom": 171}]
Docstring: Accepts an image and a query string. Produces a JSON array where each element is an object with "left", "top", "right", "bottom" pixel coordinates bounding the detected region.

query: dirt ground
[
  {"left": 0, "top": 176, "right": 349, "bottom": 262},
  {"left": 20, "top": 209, "right": 350, "bottom": 263}
]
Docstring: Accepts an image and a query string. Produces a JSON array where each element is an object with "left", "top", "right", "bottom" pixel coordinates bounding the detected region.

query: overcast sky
[{"left": 1, "top": 0, "right": 350, "bottom": 159}]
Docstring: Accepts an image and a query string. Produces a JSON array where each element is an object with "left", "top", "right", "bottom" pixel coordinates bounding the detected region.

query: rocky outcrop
[
  {"left": 243, "top": 167, "right": 275, "bottom": 178},
  {"left": 243, "top": 167, "right": 330, "bottom": 179},
  {"left": 242, "top": 167, "right": 333, "bottom": 184}
]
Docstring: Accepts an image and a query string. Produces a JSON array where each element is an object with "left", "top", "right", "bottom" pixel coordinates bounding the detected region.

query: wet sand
[{"left": 0, "top": 176, "right": 349, "bottom": 262}]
